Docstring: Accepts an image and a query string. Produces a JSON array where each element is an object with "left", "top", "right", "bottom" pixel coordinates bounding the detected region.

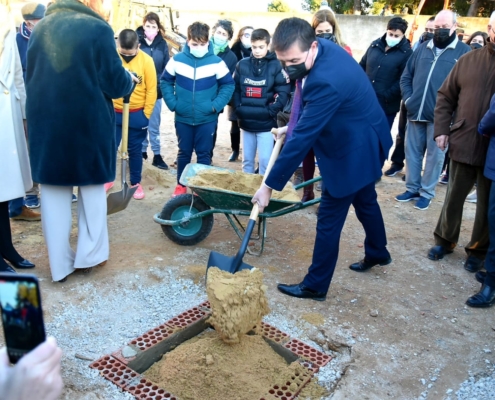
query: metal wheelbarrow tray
[{"left": 153, "top": 163, "right": 321, "bottom": 256}]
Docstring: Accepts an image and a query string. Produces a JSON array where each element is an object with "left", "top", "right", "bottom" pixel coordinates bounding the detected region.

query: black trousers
[
  {"left": 390, "top": 101, "right": 407, "bottom": 168},
  {"left": 230, "top": 120, "right": 241, "bottom": 153},
  {"left": 484, "top": 180, "right": 495, "bottom": 286},
  {"left": 0, "top": 201, "right": 23, "bottom": 270}
]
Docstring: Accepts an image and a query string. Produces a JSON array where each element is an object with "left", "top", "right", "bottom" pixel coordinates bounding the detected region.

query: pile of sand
[
  {"left": 188, "top": 169, "right": 300, "bottom": 202},
  {"left": 206, "top": 267, "right": 270, "bottom": 344},
  {"left": 144, "top": 330, "right": 312, "bottom": 400}
]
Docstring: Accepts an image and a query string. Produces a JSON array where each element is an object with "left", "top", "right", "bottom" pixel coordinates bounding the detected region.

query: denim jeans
[
  {"left": 175, "top": 120, "right": 216, "bottom": 184},
  {"left": 405, "top": 121, "right": 446, "bottom": 199},
  {"left": 115, "top": 110, "right": 149, "bottom": 186},
  {"left": 241, "top": 130, "right": 274, "bottom": 175},
  {"left": 141, "top": 99, "right": 162, "bottom": 155}
]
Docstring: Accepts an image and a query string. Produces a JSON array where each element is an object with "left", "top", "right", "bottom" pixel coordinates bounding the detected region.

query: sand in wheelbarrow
[
  {"left": 188, "top": 169, "right": 301, "bottom": 202},
  {"left": 143, "top": 329, "right": 312, "bottom": 400},
  {"left": 206, "top": 267, "right": 270, "bottom": 344}
]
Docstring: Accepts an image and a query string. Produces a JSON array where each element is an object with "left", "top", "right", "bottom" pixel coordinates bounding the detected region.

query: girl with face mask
[
  {"left": 311, "top": 9, "right": 352, "bottom": 56},
  {"left": 466, "top": 31, "right": 488, "bottom": 50},
  {"left": 136, "top": 12, "right": 170, "bottom": 171}
]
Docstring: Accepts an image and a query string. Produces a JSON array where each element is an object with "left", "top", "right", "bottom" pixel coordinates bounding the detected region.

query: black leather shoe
[
  {"left": 475, "top": 271, "right": 487, "bottom": 284},
  {"left": 7, "top": 259, "right": 35, "bottom": 269},
  {"left": 0, "top": 264, "right": 16, "bottom": 273},
  {"left": 466, "top": 284, "right": 495, "bottom": 308},
  {"left": 349, "top": 257, "right": 392, "bottom": 272},
  {"left": 464, "top": 255, "right": 484, "bottom": 273},
  {"left": 277, "top": 283, "right": 327, "bottom": 301},
  {"left": 228, "top": 151, "right": 239, "bottom": 162},
  {"left": 427, "top": 245, "right": 453, "bottom": 261}
]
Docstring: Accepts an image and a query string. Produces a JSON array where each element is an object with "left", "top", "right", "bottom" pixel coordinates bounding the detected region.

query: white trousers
[{"left": 41, "top": 184, "right": 109, "bottom": 281}]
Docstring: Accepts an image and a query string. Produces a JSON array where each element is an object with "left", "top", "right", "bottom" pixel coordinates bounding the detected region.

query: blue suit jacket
[{"left": 266, "top": 39, "right": 392, "bottom": 198}]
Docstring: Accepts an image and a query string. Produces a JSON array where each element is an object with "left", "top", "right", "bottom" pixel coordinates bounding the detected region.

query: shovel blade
[
  {"left": 106, "top": 183, "right": 138, "bottom": 215},
  {"left": 206, "top": 251, "right": 253, "bottom": 276}
]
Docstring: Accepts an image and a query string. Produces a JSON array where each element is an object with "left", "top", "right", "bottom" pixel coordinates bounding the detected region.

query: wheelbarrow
[{"left": 153, "top": 163, "right": 322, "bottom": 256}]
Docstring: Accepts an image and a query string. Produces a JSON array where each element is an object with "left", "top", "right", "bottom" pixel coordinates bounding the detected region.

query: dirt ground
[{"left": 4, "top": 108, "right": 495, "bottom": 400}]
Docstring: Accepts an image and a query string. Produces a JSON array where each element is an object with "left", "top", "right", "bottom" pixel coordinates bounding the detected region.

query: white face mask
[
  {"left": 241, "top": 38, "right": 251, "bottom": 49},
  {"left": 386, "top": 36, "right": 401, "bottom": 47},
  {"left": 190, "top": 45, "right": 208, "bottom": 58}
]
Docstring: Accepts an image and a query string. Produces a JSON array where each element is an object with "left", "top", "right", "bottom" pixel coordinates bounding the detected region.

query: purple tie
[{"left": 286, "top": 79, "right": 303, "bottom": 141}]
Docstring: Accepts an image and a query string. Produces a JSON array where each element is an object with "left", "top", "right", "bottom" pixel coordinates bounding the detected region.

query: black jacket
[
  {"left": 217, "top": 46, "right": 238, "bottom": 75},
  {"left": 231, "top": 40, "right": 251, "bottom": 61},
  {"left": 359, "top": 34, "right": 412, "bottom": 115},
  {"left": 136, "top": 26, "right": 169, "bottom": 99},
  {"left": 233, "top": 51, "right": 290, "bottom": 133}
]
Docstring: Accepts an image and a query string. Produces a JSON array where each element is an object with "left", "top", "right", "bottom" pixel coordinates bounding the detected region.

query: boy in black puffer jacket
[{"left": 233, "top": 29, "right": 290, "bottom": 175}]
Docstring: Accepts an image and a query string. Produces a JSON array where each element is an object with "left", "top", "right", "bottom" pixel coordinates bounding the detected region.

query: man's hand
[
  {"left": 271, "top": 126, "right": 287, "bottom": 141},
  {"left": 0, "top": 337, "right": 63, "bottom": 400},
  {"left": 252, "top": 184, "right": 273, "bottom": 213},
  {"left": 436, "top": 135, "right": 449, "bottom": 151},
  {"left": 127, "top": 70, "right": 140, "bottom": 84}
]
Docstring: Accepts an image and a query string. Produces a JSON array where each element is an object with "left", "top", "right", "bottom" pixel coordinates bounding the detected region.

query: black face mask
[
  {"left": 433, "top": 28, "right": 455, "bottom": 49},
  {"left": 284, "top": 50, "right": 311, "bottom": 81},
  {"left": 422, "top": 32, "right": 434, "bottom": 42},
  {"left": 470, "top": 42, "right": 483, "bottom": 50},
  {"left": 316, "top": 32, "right": 337, "bottom": 43},
  {"left": 120, "top": 53, "right": 137, "bottom": 63}
]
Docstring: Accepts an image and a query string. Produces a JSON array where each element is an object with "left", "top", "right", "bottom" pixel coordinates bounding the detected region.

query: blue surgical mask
[
  {"left": 190, "top": 46, "right": 208, "bottom": 58},
  {"left": 386, "top": 36, "right": 401, "bottom": 47},
  {"left": 213, "top": 34, "right": 228, "bottom": 46}
]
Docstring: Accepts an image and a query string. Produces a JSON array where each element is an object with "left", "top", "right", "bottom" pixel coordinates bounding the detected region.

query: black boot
[
  {"left": 142, "top": 152, "right": 148, "bottom": 160},
  {"left": 301, "top": 184, "right": 315, "bottom": 202},
  {"left": 152, "top": 154, "right": 169, "bottom": 170},
  {"left": 228, "top": 151, "right": 239, "bottom": 162},
  {"left": 466, "top": 283, "right": 495, "bottom": 308}
]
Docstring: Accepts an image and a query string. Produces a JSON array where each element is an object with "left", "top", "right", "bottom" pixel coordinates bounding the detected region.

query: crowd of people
[{"left": 2, "top": 0, "right": 495, "bottom": 394}]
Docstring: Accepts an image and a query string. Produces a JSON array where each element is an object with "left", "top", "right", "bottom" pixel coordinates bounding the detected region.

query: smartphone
[{"left": 0, "top": 273, "right": 46, "bottom": 364}]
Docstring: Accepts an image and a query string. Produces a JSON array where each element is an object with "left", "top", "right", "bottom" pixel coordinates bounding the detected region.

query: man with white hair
[
  {"left": 428, "top": 12, "right": 495, "bottom": 306},
  {"left": 397, "top": 10, "right": 470, "bottom": 210}
]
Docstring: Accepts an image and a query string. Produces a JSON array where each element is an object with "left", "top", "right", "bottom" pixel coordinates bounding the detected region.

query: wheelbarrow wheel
[{"left": 160, "top": 194, "right": 214, "bottom": 246}]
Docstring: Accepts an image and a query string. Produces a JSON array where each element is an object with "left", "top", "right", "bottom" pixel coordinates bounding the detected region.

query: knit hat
[{"left": 21, "top": 3, "right": 46, "bottom": 20}]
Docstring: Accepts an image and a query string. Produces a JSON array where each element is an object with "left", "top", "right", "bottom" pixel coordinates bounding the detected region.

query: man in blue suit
[{"left": 253, "top": 18, "right": 393, "bottom": 301}]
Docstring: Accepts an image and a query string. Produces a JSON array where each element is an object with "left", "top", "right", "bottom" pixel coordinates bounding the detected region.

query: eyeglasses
[{"left": 243, "top": 33, "right": 251, "bottom": 38}]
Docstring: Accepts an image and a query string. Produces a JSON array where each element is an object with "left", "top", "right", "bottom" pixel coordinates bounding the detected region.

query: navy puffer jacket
[{"left": 233, "top": 51, "right": 290, "bottom": 133}]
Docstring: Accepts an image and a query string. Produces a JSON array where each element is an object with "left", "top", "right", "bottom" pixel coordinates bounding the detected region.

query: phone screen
[{"left": 0, "top": 274, "right": 46, "bottom": 363}]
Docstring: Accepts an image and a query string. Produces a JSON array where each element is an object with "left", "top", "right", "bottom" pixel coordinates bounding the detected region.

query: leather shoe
[
  {"left": 7, "top": 259, "right": 35, "bottom": 269},
  {"left": 277, "top": 282, "right": 326, "bottom": 301},
  {"left": 427, "top": 245, "right": 453, "bottom": 261},
  {"left": 464, "top": 255, "right": 484, "bottom": 273},
  {"left": 0, "top": 264, "right": 16, "bottom": 273},
  {"left": 349, "top": 257, "right": 392, "bottom": 272},
  {"left": 475, "top": 271, "right": 487, "bottom": 284},
  {"left": 466, "top": 283, "right": 495, "bottom": 308}
]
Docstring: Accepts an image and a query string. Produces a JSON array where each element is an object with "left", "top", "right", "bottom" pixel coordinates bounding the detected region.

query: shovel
[
  {"left": 206, "top": 128, "right": 285, "bottom": 274},
  {"left": 107, "top": 89, "right": 137, "bottom": 215}
]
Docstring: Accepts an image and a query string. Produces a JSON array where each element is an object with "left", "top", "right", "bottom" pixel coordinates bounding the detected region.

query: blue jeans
[
  {"left": 142, "top": 99, "right": 162, "bottom": 155},
  {"left": 241, "top": 130, "right": 274, "bottom": 175},
  {"left": 302, "top": 182, "right": 390, "bottom": 293},
  {"left": 175, "top": 120, "right": 216, "bottom": 184},
  {"left": 115, "top": 110, "right": 149, "bottom": 186},
  {"left": 405, "top": 121, "right": 446, "bottom": 200},
  {"left": 8, "top": 197, "right": 24, "bottom": 218}
]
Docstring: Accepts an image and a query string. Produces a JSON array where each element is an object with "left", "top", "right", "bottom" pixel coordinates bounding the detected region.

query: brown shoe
[
  {"left": 301, "top": 185, "right": 315, "bottom": 202},
  {"left": 11, "top": 206, "right": 41, "bottom": 221},
  {"left": 80, "top": 260, "right": 107, "bottom": 274}
]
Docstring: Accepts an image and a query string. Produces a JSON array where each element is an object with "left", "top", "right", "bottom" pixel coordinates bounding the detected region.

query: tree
[
  {"left": 268, "top": 0, "right": 291, "bottom": 11},
  {"left": 301, "top": 0, "right": 322, "bottom": 12}
]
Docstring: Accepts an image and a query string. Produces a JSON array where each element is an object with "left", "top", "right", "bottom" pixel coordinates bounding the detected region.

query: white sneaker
[{"left": 466, "top": 189, "right": 477, "bottom": 203}]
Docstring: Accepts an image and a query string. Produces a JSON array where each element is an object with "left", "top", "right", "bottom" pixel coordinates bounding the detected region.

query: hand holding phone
[
  {"left": 0, "top": 337, "right": 63, "bottom": 400},
  {"left": 0, "top": 274, "right": 46, "bottom": 363}
]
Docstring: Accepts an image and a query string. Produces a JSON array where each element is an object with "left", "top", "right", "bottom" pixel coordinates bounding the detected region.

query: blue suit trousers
[{"left": 302, "top": 182, "right": 390, "bottom": 293}]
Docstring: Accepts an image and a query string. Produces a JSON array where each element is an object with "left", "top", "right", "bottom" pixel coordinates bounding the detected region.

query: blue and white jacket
[{"left": 160, "top": 42, "right": 235, "bottom": 126}]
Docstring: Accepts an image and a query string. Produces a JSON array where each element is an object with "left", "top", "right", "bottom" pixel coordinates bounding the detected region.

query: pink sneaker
[
  {"left": 104, "top": 182, "right": 114, "bottom": 192},
  {"left": 132, "top": 183, "right": 145, "bottom": 200},
  {"left": 172, "top": 184, "right": 187, "bottom": 197}
]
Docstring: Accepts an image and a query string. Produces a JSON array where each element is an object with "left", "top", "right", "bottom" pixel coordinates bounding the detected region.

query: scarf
[
  {"left": 20, "top": 22, "right": 32, "bottom": 40},
  {"left": 211, "top": 38, "right": 228, "bottom": 55}
]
